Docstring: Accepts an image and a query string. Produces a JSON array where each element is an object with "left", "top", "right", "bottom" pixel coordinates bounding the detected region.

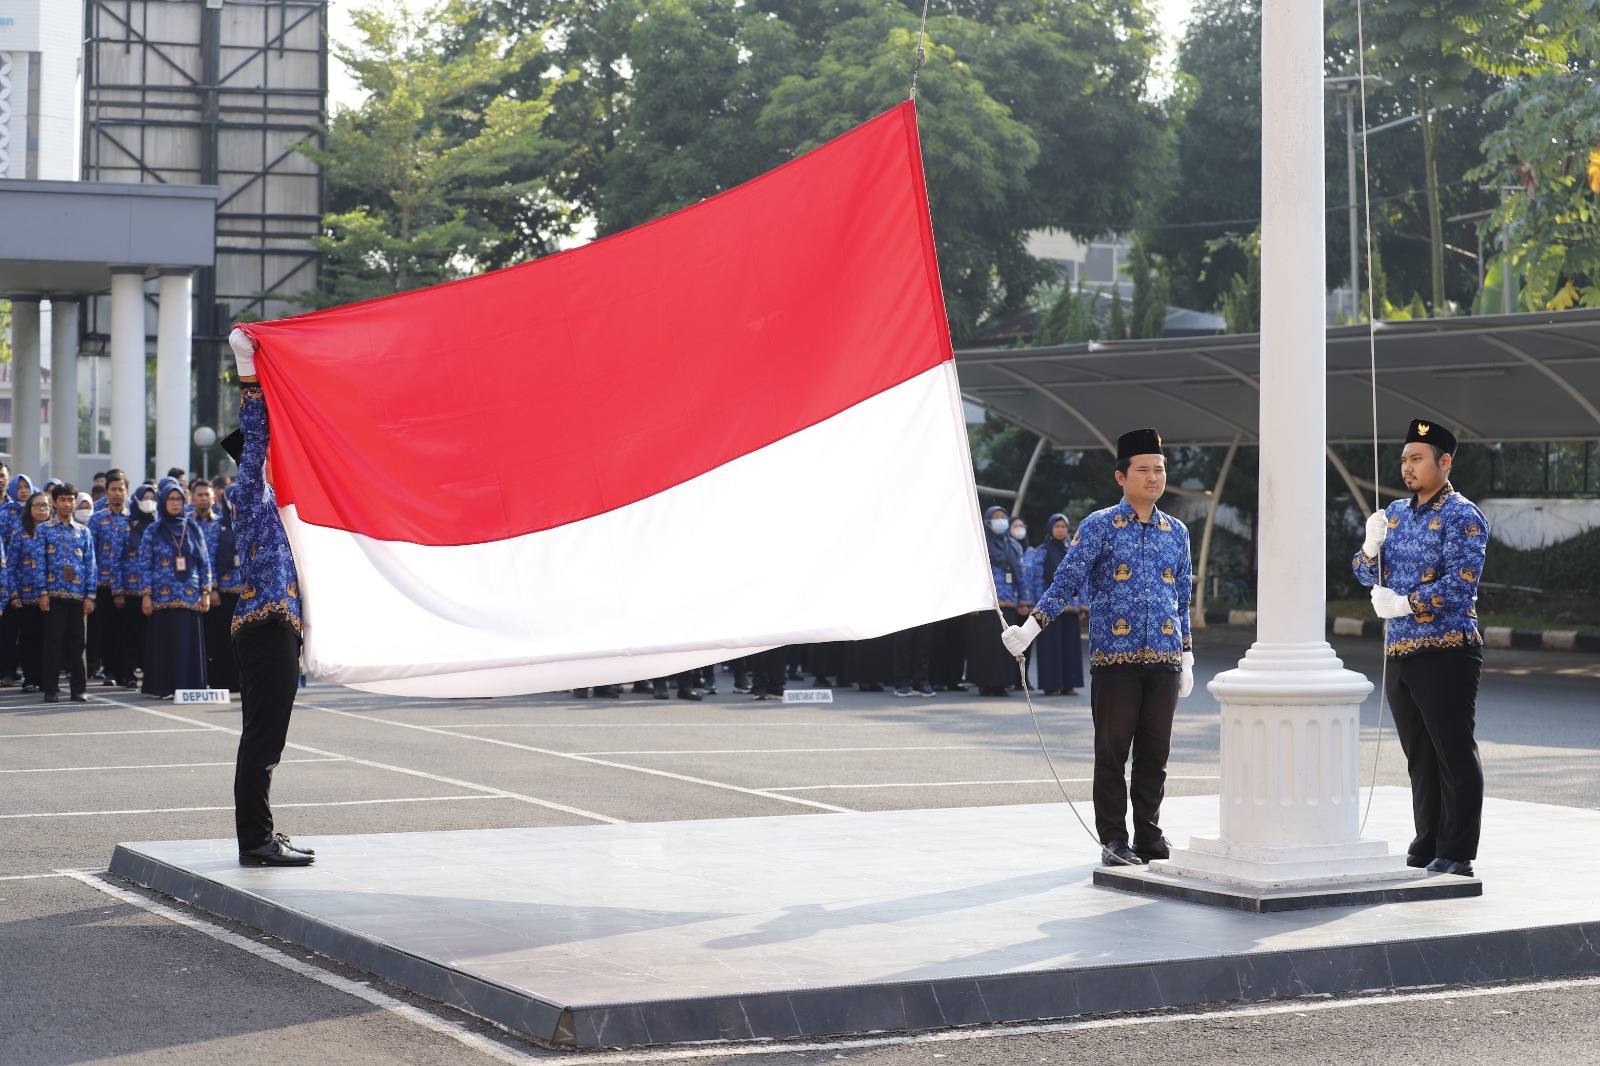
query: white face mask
[
  {"left": 989, "top": 517, "right": 1009, "bottom": 534},
  {"left": 74, "top": 508, "right": 93, "bottom": 524},
  {"left": 1011, "top": 526, "right": 1027, "bottom": 541},
  {"left": 137, "top": 498, "right": 157, "bottom": 514}
]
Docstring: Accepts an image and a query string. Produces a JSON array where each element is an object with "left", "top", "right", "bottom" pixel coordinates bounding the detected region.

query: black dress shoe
[
  {"left": 240, "top": 837, "right": 315, "bottom": 866},
  {"left": 653, "top": 689, "right": 671, "bottom": 700},
  {"left": 271, "top": 833, "right": 314, "bottom": 856},
  {"left": 1101, "top": 841, "right": 1145, "bottom": 866},
  {"left": 677, "top": 689, "right": 703, "bottom": 700},
  {"left": 1427, "top": 857, "right": 1475, "bottom": 877},
  {"left": 1406, "top": 853, "right": 1432, "bottom": 868},
  {"left": 42, "top": 693, "right": 58, "bottom": 703},
  {"left": 1133, "top": 836, "right": 1171, "bottom": 862},
  {"left": 22, "top": 684, "right": 39, "bottom": 694},
  {"left": 70, "top": 694, "right": 88, "bottom": 703}
]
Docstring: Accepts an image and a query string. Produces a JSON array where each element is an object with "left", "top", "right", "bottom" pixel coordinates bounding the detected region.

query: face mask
[
  {"left": 1011, "top": 526, "right": 1027, "bottom": 541},
  {"left": 138, "top": 498, "right": 157, "bottom": 514},
  {"left": 74, "top": 508, "right": 93, "bottom": 524},
  {"left": 989, "top": 517, "right": 1009, "bottom": 534}
]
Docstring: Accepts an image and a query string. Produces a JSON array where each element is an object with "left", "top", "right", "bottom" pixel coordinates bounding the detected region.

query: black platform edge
[
  {"left": 1093, "top": 865, "right": 1483, "bottom": 913},
  {"left": 109, "top": 843, "right": 1600, "bottom": 1050}
]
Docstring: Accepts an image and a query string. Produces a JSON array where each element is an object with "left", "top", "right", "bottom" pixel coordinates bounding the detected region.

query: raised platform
[{"left": 109, "top": 789, "right": 1600, "bottom": 1050}]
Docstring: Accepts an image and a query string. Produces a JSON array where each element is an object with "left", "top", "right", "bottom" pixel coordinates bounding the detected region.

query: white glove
[
  {"left": 1362, "top": 512, "right": 1389, "bottom": 557},
  {"left": 1371, "top": 586, "right": 1413, "bottom": 619},
  {"left": 1179, "top": 651, "right": 1194, "bottom": 698},
  {"left": 228, "top": 327, "right": 257, "bottom": 378},
  {"left": 1001, "top": 615, "right": 1041, "bottom": 657}
]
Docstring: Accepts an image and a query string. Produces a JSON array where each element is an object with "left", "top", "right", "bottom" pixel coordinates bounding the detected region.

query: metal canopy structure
[{"left": 956, "top": 307, "right": 1600, "bottom": 452}]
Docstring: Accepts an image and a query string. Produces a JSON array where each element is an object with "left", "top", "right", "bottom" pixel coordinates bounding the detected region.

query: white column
[
  {"left": 1154, "top": 0, "right": 1408, "bottom": 891},
  {"left": 109, "top": 268, "right": 148, "bottom": 481},
  {"left": 10, "top": 298, "right": 41, "bottom": 478},
  {"left": 48, "top": 298, "right": 80, "bottom": 483},
  {"left": 155, "top": 270, "right": 194, "bottom": 480}
]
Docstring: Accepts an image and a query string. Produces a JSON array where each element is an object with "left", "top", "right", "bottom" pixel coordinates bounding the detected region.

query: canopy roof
[{"left": 956, "top": 307, "right": 1600, "bottom": 452}]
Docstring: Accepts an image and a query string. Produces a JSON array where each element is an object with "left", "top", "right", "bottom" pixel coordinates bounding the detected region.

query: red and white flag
[{"left": 239, "top": 102, "right": 995, "bottom": 697}]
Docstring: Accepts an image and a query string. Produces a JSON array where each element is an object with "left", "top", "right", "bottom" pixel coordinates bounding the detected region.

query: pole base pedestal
[{"left": 1095, "top": 860, "right": 1481, "bottom": 913}]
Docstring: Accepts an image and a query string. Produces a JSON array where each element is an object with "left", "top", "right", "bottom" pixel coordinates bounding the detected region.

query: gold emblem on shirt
[
  {"left": 1422, "top": 567, "right": 1438, "bottom": 582},
  {"left": 1162, "top": 618, "right": 1175, "bottom": 635},
  {"left": 1460, "top": 568, "right": 1478, "bottom": 582},
  {"left": 1431, "top": 595, "right": 1444, "bottom": 608},
  {"left": 1162, "top": 567, "right": 1175, "bottom": 584},
  {"left": 1387, "top": 516, "right": 1399, "bottom": 529},
  {"left": 1157, "top": 517, "right": 1171, "bottom": 531},
  {"left": 1111, "top": 513, "right": 1129, "bottom": 529},
  {"left": 1415, "top": 606, "right": 1436, "bottom": 622},
  {"left": 1429, "top": 517, "right": 1442, "bottom": 530},
  {"left": 1465, "top": 522, "right": 1481, "bottom": 535},
  {"left": 1112, "top": 618, "right": 1132, "bottom": 636},
  {"left": 1114, "top": 563, "right": 1132, "bottom": 581}
]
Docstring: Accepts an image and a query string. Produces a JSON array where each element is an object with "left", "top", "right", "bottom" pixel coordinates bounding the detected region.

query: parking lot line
[
  {"left": 569, "top": 745, "right": 1039, "bottom": 755},
  {"left": 302, "top": 703, "right": 858, "bottom": 815},
  {"left": 766, "top": 774, "right": 1222, "bottom": 791},
  {"left": 0, "top": 758, "right": 343, "bottom": 775},
  {"left": 86, "top": 695, "right": 625, "bottom": 825},
  {"left": 3, "top": 795, "right": 500, "bottom": 820},
  {"left": 0, "top": 728, "right": 216, "bottom": 739}
]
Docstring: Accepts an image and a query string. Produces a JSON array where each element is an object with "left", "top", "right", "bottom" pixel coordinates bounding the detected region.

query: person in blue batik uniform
[
  {"left": 39, "top": 483, "right": 97, "bottom": 703},
  {"left": 223, "top": 326, "right": 314, "bottom": 868},
  {"left": 967, "top": 504, "right": 1028, "bottom": 697},
  {"left": 1354, "top": 418, "right": 1487, "bottom": 879},
  {"left": 8, "top": 493, "right": 55, "bottom": 692},
  {"left": 202, "top": 483, "right": 244, "bottom": 692},
  {"left": 134, "top": 478, "right": 213, "bottom": 698},
  {"left": 1025, "top": 514, "right": 1087, "bottom": 696},
  {"left": 1004, "top": 430, "right": 1196, "bottom": 867},
  {"left": 0, "top": 473, "right": 36, "bottom": 684},
  {"left": 87, "top": 471, "right": 137, "bottom": 688}
]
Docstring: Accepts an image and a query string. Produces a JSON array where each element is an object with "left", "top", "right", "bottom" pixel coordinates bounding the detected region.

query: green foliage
[
  {"left": 1205, "top": 229, "right": 1260, "bottom": 333},
  {"left": 1125, "top": 234, "right": 1169, "bottom": 339},
  {"left": 1107, "top": 288, "right": 1127, "bottom": 340},
  {"left": 1487, "top": 525, "right": 1600, "bottom": 596},
  {"left": 1034, "top": 276, "right": 1104, "bottom": 345},
  {"left": 301, "top": 0, "right": 566, "bottom": 306},
  {"left": 1472, "top": 0, "right": 1600, "bottom": 311}
]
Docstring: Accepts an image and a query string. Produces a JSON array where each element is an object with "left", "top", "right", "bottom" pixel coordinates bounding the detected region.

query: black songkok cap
[
  {"left": 1405, "top": 418, "right": 1457, "bottom": 456},
  {"left": 220, "top": 430, "right": 244, "bottom": 464},
  {"left": 1117, "top": 428, "right": 1164, "bottom": 461}
]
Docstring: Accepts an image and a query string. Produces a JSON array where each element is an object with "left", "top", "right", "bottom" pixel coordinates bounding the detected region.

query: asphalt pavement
[{"left": 2, "top": 625, "right": 1597, "bottom": 1065}]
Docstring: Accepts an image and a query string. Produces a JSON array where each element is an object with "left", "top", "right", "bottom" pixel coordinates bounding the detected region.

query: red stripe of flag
[{"left": 245, "top": 101, "right": 952, "bottom": 547}]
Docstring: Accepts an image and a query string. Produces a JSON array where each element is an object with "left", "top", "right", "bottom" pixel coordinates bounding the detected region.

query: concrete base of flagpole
[{"left": 1095, "top": 641, "right": 1477, "bottom": 911}]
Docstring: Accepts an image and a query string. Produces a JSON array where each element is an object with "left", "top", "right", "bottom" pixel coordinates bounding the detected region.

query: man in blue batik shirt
[
  {"left": 1003, "top": 429, "right": 1195, "bottom": 867},
  {"left": 1354, "top": 418, "right": 1487, "bottom": 879}
]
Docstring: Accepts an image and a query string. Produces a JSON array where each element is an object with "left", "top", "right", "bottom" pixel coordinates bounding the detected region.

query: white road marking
[
  {"left": 61, "top": 869, "right": 542, "bottom": 1066},
  {"left": 0, "top": 758, "right": 343, "bottom": 775},
  {"left": 302, "top": 703, "right": 857, "bottom": 815},
  {"left": 1, "top": 795, "right": 498, "bottom": 819},
  {"left": 86, "top": 694, "right": 625, "bottom": 825},
  {"left": 0, "top": 727, "right": 215, "bottom": 739},
  {"left": 570, "top": 746, "right": 1039, "bottom": 756},
  {"left": 766, "top": 775, "right": 1221, "bottom": 792},
  {"left": 415, "top": 721, "right": 906, "bottom": 729},
  {"left": 0, "top": 872, "right": 70, "bottom": 881}
]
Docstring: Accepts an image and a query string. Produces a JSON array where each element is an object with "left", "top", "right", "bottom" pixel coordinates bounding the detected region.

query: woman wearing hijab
[
  {"left": 1027, "top": 513, "right": 1086, "bottom": 696},
  {"left": 967, "top": 504, "right": 1025, "bottom": 697},
  {"left": 133, "top": 478, "right": 213, "bottom": 697},
  {"left": 7, "top": 493, "right": 55, "bottom": 692},
  {"left": 0, "top": 474, "right": 35, "bottom": 685},
  {"left": 122, "top": 482, "right": 160, "bottom": 685},
  {"left": 204, "top": 485, "right": 244, "bottom": 692}
]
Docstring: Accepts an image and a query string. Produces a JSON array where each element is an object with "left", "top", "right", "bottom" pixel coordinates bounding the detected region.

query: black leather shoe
[
  {"left": 1406, "top": 853, "right": 1432, "bottom": 868},
  {"left": 1133, "top": 836, "right": 1171, "bottom": 862},
  {"left": 42, "top": 693, "right": 58, "bottom": 703},
  {"left": 1101, "top": 841, "right": 1145, "bottom": 866},
  {"left": 271, "top": 833, "right": 314, "bottom": 857},
  {"left": 240, "top": 837, "right": 315, "bottom": 866},
  {"left": 1426, "top": 857, "right": 1475, "bottom": 877},
  {"left": 70, "top": 694, "right": 88, "bottom": 703},
  {"left": 677, "top": 689, "right": 703, "bottom": 700}
]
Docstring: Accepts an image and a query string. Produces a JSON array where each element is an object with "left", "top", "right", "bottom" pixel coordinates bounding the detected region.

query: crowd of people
[
  {"left": 574, "top": 503, "right": 1088, "bottom": 703},
  {"left": 0, "top": 462, "right": 241, "bottom": 702}
]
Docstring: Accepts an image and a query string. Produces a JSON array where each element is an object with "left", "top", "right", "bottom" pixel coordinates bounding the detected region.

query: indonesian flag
[{"left": 239, "top": 102, "right": 995, "bottom": 697}]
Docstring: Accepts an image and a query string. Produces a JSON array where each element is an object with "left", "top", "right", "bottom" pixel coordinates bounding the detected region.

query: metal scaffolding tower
[{"left": 81, "top": 0, "right": 326, "bottom": 443}]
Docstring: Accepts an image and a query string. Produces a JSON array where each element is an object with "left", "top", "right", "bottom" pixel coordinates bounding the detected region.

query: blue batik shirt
[
  {"left": 1024, "top": 542, "right": 1085, "bottom": 611},
  {"left": 7, "top": 527, "right": 48, "bottom": 604},
  {"left": 232, "top": 384, "right": 301, "bottom": 635},
  {"left": 1031, "top": 499, "right": 1193, "bottom": 670},
  {"left": 1352, "top": 482, "right": 1488, "bottom": 658},
  {"left": 88, "top": 506, "right": 133, "bottom": 593},
  {"left": 134, "top": 517, "right": 214, "bottom": 610},
  {"left": 202, "top": 504, "right": 244, "bottom": 594},
  {"left": 40, "top": 517, "right": 96, "bottom": 601}
]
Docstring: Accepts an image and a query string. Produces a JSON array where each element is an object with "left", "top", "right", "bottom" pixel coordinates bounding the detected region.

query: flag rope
[{"left": 909, "top": 0, "right": 932, "bottom": 100}]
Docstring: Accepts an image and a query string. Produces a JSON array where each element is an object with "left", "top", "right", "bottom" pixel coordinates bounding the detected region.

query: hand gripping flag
[{"left": 238, "top": 102, "right": 996, "bottom": 697}]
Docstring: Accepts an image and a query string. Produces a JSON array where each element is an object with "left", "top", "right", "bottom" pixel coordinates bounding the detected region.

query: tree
[
  {"left": 302, "top": 0, "right": 565, "bottom": 306},
  {"left": 1125, "top": 234, "right": 1170, "bottom": 339},
  {"left": 1473, "top": 0, "right": 1600, "bottom": 310},
  {"left": 1331, "top": 0, "right": 1570, "bottom": 315}
]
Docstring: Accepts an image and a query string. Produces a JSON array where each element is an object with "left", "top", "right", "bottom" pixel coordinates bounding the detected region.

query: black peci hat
[
  {"left": 220, "top": 430, "right": 244, "bottom": 464},
  {"left": 1405, "top": 418, "right": 1457, "bottom": 456},
  {"left": 1116, "top": 428, "right": 1164, "bottom": 461}
]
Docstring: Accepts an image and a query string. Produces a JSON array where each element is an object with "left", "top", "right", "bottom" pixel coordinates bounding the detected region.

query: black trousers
[
  {"left": 1385, "top": 646, "right": 1484, "bottom": 861},
  {"left": 892, "top": 622, "right": 933, "bottom": 688},
  {"left": 90, "top": 587, "right": 135, "bottom": 685},
  {"left": 14, "top": 604, "right": 44, "bottom": 688},
  {"left": 1089, "top": 665, "right": 1180, "bottom": 846},
  {"left": 0, "top": 606, "right": 20, "bottom": 681},
  {"left": 207, "top": 592, "right": 242, "bottom": 691},
  {"left": 750, "top": 646, "right": 787, "bottom": 696},
  {"left": 233, "top": 621, "right": 302, "bottom": 851},
  {"left": 41, "top": 600, "right": 87, "bottom": 698}
]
